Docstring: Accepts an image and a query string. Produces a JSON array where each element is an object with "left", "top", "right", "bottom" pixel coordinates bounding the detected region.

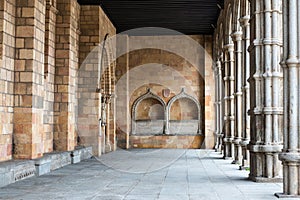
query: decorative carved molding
[{"left": 131, "top": 88, "right": 202, "bottom": 135}]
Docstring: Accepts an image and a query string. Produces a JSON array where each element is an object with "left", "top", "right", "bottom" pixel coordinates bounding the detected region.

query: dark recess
[{"left": 77, "top": 0, "right": 224, "bottom": 35}]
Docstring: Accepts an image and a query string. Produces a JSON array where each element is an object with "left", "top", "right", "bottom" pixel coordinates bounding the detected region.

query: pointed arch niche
[
  {"left": 131, "top": 89, "right": 166, "bottom": 135},
  {"left": 166, "top": 88, "right": 202, "bottom": 135},
  {"left": 131, "top": 88, "right": 202, "bottom": 136}
]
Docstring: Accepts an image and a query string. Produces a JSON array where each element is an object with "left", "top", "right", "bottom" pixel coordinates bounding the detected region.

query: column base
[
  {"left": 274, "top": 193, "right": 300, "bottom": 198},
  {"left": 231, "top": 160, "right": 241, "bottom": 164},
  {"left": 105, "top": 143, "right": 112, "bottom": 153},
  {"left": 224, "top": 156, "right": 234, "bottom": 160},
  {"left": 249, "top": 176, "right": 283, "bottom": 183},
  {"left": 239, "top": 165, "right": 250, "bottom": 170}
]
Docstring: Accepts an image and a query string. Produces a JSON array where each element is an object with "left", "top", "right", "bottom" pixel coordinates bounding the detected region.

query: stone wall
[
  {"left": 130, "top": 135, "right": 204, "bottom": 149},
  {"left": 116, "top": 35, "right": 215, "bottom": 149},
  {"left": 0, "top": 1, "right": 117, "bottom": 162},
  {"left": 0, "top": 0, "right": 215, "bottom": 163}
]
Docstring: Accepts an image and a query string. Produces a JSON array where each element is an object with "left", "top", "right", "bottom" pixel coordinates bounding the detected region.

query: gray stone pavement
[{"left": 0, "top": 149, "right": 294, "bottom": 200}]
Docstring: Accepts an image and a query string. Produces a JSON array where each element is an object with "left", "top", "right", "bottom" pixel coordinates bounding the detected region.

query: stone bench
[{"left": 0, "top": 146, "right": 93, "bottom": 188}]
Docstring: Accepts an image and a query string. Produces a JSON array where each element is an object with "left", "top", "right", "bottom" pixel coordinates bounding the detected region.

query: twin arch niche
[{"left": 131, "top": 88, "right": 202, "bottom": 135}]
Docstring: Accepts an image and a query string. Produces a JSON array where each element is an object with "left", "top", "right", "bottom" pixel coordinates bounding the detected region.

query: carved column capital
[
  {"left": 239, "top": 15, "right": 250, "bottom": 27},
  {"left": 223, "top": 43, "right": 234, "bottom": 52},
  {"left": 231, "top": 31, "right": 243, "bottom": 42}
]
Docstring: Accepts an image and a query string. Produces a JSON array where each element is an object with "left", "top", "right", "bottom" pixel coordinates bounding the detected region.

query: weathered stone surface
[
  {"left": 13, "top": 160, "right": 36, "bottom": 182},
  {"left": 0, "top": 162, "right": 14, "bottom": 188},
  {"left": 47, "top": 152, "right": 71, "bottom": 171},
  {"left": 0, "top": 150, "right": 283, "bottom": 199},
  {"left": 0, "top": 146, "right": 94, "bottom": 188},
  {"left": 77, "top": 146, "right": 93, "bottom": 161},
  {"left": 130, "top": 135, "right": 204, "bottom": 149},
  {"left": 116, "top": 35, "right": 214, "bottom": 149},
  {"left": 34, "top": 156, "right": 51, "bottom": 176},
  {"left": 71, "top": 149, "right": 81, "bottom": 164}
]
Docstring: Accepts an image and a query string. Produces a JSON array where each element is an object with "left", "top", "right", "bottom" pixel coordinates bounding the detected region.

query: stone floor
[{"left": 0, "top": 149, "right": 292, "bottom": 200}]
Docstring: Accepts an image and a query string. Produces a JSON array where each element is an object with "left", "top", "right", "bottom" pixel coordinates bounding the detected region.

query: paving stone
[{"left": 0, "top": 150, "right": 291, "bottom": 200}]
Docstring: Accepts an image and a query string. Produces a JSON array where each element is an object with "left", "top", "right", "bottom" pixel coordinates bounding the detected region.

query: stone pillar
[
  {"left": 13, "top": 0, "right": 46, "bottom": 159},
  {"left": 43, "top": 0, "right": 57, "bottom": 153},
  {"left": 0, "top": 0, "right": 16, "bottom": 161},
  {"left": 105, "top": 95, "right": 111, "bottom": 152},
  {"left": 214, "top": 59, "right": 223, "bottom": 152},
  {"left": 276, "top": 0, "right": 300, "bottom": 198},
  {"left": 240, "top": 12, "right": 251, "bottom": 169},
  {"left": 223, "top": 44, "right": 235, "bottom": 159},
  {"left": 232, "top": 31, "right": 243, "bottom": 164},
  {"left": 217, "top": 59, "right": 223, "bottom": 152},
  {"left": 214, "top": 61, "right": 219, "bottom": 151},
  {"left": 109, "top": 60, "right": 117, "bottom": 151},
  {"left": 115, "top": 35, "right": 130, "bottom": 149},
  {"left": 78, "top": 5, "right": 104, "bottom": 156},
  {"left": 248, "top": 0, "right": 283, "bottom": 182},
  {"left": 54, "top": 0, "right": 80, "bottom": 151}
]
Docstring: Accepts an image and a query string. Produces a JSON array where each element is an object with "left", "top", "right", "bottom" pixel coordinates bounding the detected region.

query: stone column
[
  {"left": 214, "top": 59, "right": 223, "bottom": 152},
  {"left": 214, "top": 60, "right": 219, "bottom": 151},
  {"left": 115, "top": 35, "right": 130, "bottom": 149},
  {"left": 240, "top": 12, "right": 251, "bottom": 169},
  {"left": 109, "top": 56, "right": 117, "bottom": 151},
  {"left": 14, "top": 0, "right": 46, "bottom": 159},
  {"left": 105, "top": 96, "right": 112, "bottom": 152},
  {"left": 213, "top": 65, "right": 218, "bottom": 150},
  {"left": 248, "top": 0, "right": 283, "bottom": 182},
  {"left": 217, "top": 59, "right": 224, "bottom": 152},
  {"left": 54, "top": 0, "right": 80, "bottom": 151},
  {"left": 78, "top": 5, "right": 104, "bottom": 156},
  {"left": 0, "top": 0, "right": 16, "bottom": 161},
  {"left": 232, "top": 31, "right": 243, "bottom": 164},
  {"left": 223, "top": 44, "right": 235, "bottom": 159},
  {"left": 43, "top": 0, "right": 58, "bottom": 153},
  {"left": 276, "top": 0, "right": 300, "bottom": 198}
]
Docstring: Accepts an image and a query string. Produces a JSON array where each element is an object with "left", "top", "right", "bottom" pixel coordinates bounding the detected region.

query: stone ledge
[
  {"left": 71, "top": 149, "right": 81, "bottom": 164},
  {"left": 249, "top": 176, "right": 283, "bottom": 183},
  {"left": 76, "top": 146, "right": 93, "bottom": 161},
  {"left": 46, "top": 152, "right": 71, "bottom": 171},
  {"left": 275, "top": 193, "right": 300, "bottom": 198},
  {"left": 0, "top": 160, "right": 36, "bottom": 188},
  {"left": 34, "top": 155, "right": 51, "bottom": 176},
  {"left": 0, "top": 146, "right": 93, "bottom": 188}
]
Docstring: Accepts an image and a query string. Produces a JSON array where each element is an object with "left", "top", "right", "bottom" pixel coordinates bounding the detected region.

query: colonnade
[{"left": 214, "top": 0, "right": 300, "bottom": 197}]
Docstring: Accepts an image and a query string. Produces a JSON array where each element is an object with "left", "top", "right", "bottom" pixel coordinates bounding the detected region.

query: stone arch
[
  {"left": 166, "top": 88, "right": 201, "bottom": 135},
  {"left": 100, "top": 34, "right": 114, "bottom": 96},
  {"left": 240, "top": 0, "right": 250, "bottom": 19},
  {"left": 224, "top": 3, "right": 233, "bottom": 45},
  {"left": 131, "top": 89, "right": 166, "bottom": 135},
  {"left": 218, "top": 23, "right": 224, "bottom": 59},
  {"left": 232, "top": 0, "right": 242, "bottom": 33}
]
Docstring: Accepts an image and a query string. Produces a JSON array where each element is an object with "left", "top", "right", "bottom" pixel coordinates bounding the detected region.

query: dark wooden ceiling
[{"left": 78, "top": 0, "right": 224, "bottom": 35}]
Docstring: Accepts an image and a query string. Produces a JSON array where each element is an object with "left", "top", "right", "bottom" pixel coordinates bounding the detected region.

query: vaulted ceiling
[{"left": 78, "top": 0, "right": 224, "bottom": 35}]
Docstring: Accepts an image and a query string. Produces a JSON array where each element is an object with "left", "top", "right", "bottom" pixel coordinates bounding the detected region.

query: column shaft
[
  {"left": 240, "top": 13, "right": 251, "bottom": 169},
  {"left": 232, "top": 31, "right": 243, "bottom": 164},
  {"left": 214, "top": 60, "right": 222, "bottom": 152},
  {"left": 276, "top": 0, "right": 300, "bottom": 198},
  {"left": 223, "top": 44, "right": 235, "bottom": 159},
  {"left": 248, "top": 0, "right": 283, "bottom": 182}
]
